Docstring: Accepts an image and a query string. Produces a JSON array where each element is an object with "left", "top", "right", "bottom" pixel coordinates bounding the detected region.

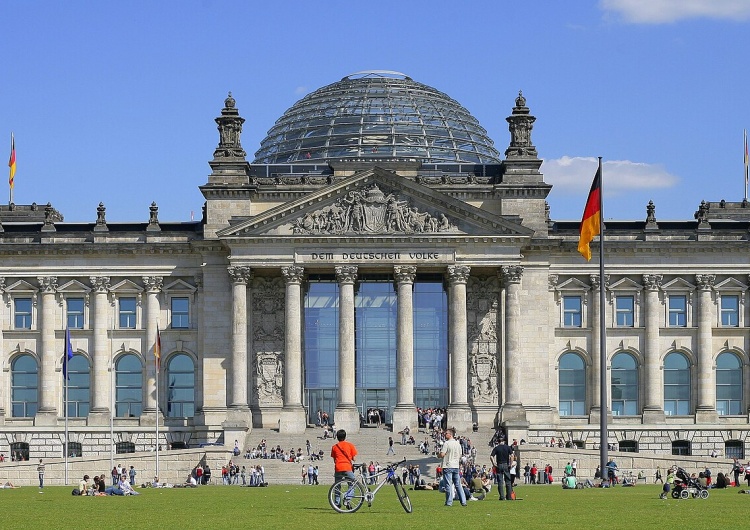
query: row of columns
[
  {"left": 590, "top": 274, "right": 719, "bottom": 423},
  {"left": 229, "top": 263, "right": 527, "bottom": 434},
  {"left": 28, "top": 276, "right": 162, "bottom": 424}
]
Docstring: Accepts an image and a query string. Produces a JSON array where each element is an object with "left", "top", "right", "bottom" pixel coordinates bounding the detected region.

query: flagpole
[
  {"left": 64, "top": 328, "right": 69, "bottom": 485},
  {"left": 8, "top": 133, "right": 14, "bottom": 205},
  {"left": 155, "top": 323, "right": 160, "bottom": 479},
  {"left": 110, "top": 316, "right": 115, "bottom": 473},
  {"left": 597, "top": 157, "right": 609, "bottom": 482},
  {"left": 744, "top": 129, "right": 748, "bottom": 201}
]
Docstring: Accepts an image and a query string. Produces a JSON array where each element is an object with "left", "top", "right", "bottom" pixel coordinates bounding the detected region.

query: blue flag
[{"left": 62, "top": 327, "right": 74, "bottom": 380}]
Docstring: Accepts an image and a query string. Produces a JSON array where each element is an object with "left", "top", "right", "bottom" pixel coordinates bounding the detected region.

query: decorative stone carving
[
  {"left": 213, "top": 92, "right": 247, "bottom": 159},
  {"left": 335, "top": 265, "right": 358, "bottom": 284},
  {"left": 41, "top": 203, "right": 56, "bottom": 232},
  {"left": 646, "top": 200, "right": 658, "bottom": 228},
  {"left": 548, "top": 274, "right": 559, "bottom": 291},
  {"left": 505, "top": 91, "right": 538, "bottom": 159},
  {"left": 254, "top": 351, "right": 283, "bottom": 403},
  {"left": 695, "top": 274, "right": 715, "bottom": 291},
  {"left": 642, "top": 274, "right": 663, "bottom": 291},
  {"left": 281, "top": 265, "right": 304, "bottom": 284},
  {"left": 291, "top": 184, "right": 457, "bottom": 235},
  {"left": 590, "top": 274, "right": 609, "bottom": 291},
  {"left": 447, "top": 265, "right": 471, "bottom": 284},
  {"left": 500, "top": 265, "right": 523, "bottom": 285},
  {"left": 467, "top": 276, "right": 500, "bottom": 404},
  {"left": 90, "top": 276, "right": 110, "bottom": 293},
  {"left": 695, "top": 201, "right": 710, "bottom": 228},
  {"left": 251, "top": 277, "right": 285, "bottom": 405},
  {"left": 228, "top": 266, "right": 252, "bottom": 284},
  {"left": 38, "top": 276, "right": 58, "bottom": 293},
  {"left": 147, "top": 202, "right": 161, "bottom": 232},
  {"left": 393, "top": 265, "right": 416, "bottom": 284},
  {"left": 95, "top": 202, "right": 108, "bottom": 228},
  {"left": 142, "top": 276, "right": 163, "bottom": 293}
]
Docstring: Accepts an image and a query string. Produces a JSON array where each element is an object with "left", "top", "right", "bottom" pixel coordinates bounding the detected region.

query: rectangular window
[
  {"left": 119, "top": 297, "right": 137, "bottom": 329},
  {"left": 171, "top": 297, "right": 190, "bottom": 329},
  {"left": 721, "top": 295, "right": 740, "bottom": 327},
  {"left": 14, "top": 298, "right": 32, "bottom": 329},
  {"left": 615, "top": 295, "right": 635, "bottom": 327},
  {"left": 563, "top": 296, "right": 582, "bottom": 327},
  {"left": 66, "top": 298, "right": 85, "bottom": 329},
  {"left": 668, "top": 295, "right": 687, "bottom": 327}
]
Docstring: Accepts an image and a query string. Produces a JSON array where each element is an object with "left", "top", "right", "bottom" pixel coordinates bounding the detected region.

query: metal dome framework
[{"left": 253, "top": 72, "right": 502, "bottom": 165}]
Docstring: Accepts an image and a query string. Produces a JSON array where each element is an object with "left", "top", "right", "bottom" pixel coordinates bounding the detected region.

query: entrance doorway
[{"left": 357, "top": 388, "right": 393, "bottom": 426}]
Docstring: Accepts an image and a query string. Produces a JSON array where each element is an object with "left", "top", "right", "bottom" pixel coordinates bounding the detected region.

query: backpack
[{"left": 71, "top": 488, "right": 80, "bottom": 496}]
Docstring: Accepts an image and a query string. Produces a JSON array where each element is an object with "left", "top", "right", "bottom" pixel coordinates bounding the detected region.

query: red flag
[
  {"left": 578, "top": 167, "right": 602, "bottom": 261},
  {"left": 154, "top": 325, "right": 161, "bottom": 373}
]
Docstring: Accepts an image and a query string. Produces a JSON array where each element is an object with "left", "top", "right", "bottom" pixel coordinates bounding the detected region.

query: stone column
[
  {"left": 447, "top": 265, "right": 472, "bottom": 432},
  {"left": 696, "top": 274, "right": 718, "bottom": 422},
  {"left": 499, "top": 266, "right": 528, "bottom": 435},
  {"left": 589, "top": 274, "right": 604, "bottom": 423},
  {"left": 228, "top": 266, "right": 252, "bottom": 411},
  {"left": 334, "top": 265, "right": 360, "bottom": 433},
  {"left": 89, "top": 276, "right": 111, "bottom": 425},
  {"left": 0, "top": 278, "right": 5, "bottom": 419},
  {"left": 141, "top": 276, "right": 162, "bottom": 421},
  {"left": 642, "top": 274, "right": 665, "bottom": 423},
  {"left": 392, "top": 265, "right": 417, "bottom": 432},
  {"left": 37, "top": 276, "right": 58, "bottom": 423},
  {"left": 279, "top": 266, "right": 306, "bottom": 433}
]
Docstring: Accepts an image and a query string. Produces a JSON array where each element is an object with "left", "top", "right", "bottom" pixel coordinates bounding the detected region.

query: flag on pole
[
  {"left": 154, "top": 324, "right": 162, "bottom": 373},
  {"left": 8, "top": 133, "right": 16, "bottom": 190},
  {"left": 62, "top": 327, "right": 74, "bottom": 380},
  {"left": 578, "top": 166, "right": 602, "bottom": 261}
]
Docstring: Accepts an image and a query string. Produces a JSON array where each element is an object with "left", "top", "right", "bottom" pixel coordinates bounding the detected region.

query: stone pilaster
[
  {"left": 37, "top": 276, "right": 58, "bottom": 423},
  {"left": 279, "top": 266, "right": 306, "bottom": 433},
  {"left": 141, "top": 276, "right": 162, "bottom": 423},
  {"left": 695, "top": 274, "right": 718, "bottom": 422},
  {"left": 642, "top": 274, "right": 665, "bottom": 423},
  {"left": 228, "top": 266, "right": 252, "bottom": 412},
  {"left": 447, "top": 265, "right": 472, "bottom": 432},
  {"left": 589, "top": 274, "right": 609, "bottom": 423},
  {"left": 334, "top": 265, "right": 360, "bottom": 433},
  {"left": 88, "top": 276, "right": 111, "bottom": 425},
  {"left": 498, "top": 266, "right": 528, "bottom": 433},
  {"left": 392, "top": 265, "right": 417, "bottom": 433}
]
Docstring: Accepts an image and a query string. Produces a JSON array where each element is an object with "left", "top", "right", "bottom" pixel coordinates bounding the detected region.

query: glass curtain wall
[
  {"left": 304, "top": 276, "right": 340, "bottom": 425},
  {"left": 413, "top": 276, "right": 448, "bottom": 409}
]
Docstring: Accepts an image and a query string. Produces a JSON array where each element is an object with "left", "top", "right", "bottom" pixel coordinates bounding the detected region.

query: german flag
[
  {"left": 578, "top": 166, "right": 602, "bottom": 261},
  {"left": 154, "top": 324, "right": 162, "bottom": 373},
  {"left": 8, "top": 133, "right": 16, "bottom": 190}
]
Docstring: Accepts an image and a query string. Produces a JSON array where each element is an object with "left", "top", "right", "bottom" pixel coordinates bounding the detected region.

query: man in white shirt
[{"left": 438, "top": 427, "right": 466, "bottom": 507}]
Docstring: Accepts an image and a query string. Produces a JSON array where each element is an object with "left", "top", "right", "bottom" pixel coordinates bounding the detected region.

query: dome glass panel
[{"left": 253, "top": 71, "right": 502, "bottom": 164}]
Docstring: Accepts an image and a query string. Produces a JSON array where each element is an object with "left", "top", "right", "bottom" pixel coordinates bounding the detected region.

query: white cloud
[
  {"left": 294, "top": 86, "right": 309, "bottom": 95},
  {"left": 543, "top": 156, "right": 679, "bottom": 195},
  {"left": 601, "top": 0, "right": 750, "bottom": 23}
]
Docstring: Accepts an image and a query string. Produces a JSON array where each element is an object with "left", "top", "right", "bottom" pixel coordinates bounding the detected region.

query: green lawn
[{"left": 2, "top": 483, "right": 746, "bottom": 529}]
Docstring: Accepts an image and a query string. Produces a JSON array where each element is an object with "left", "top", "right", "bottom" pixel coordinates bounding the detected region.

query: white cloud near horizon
[
  {"left": 601, "top": 0, "right": 750, "bottom": 23},
  {"left": 543, "top": 156, "right": 679, "bottom": 195}
]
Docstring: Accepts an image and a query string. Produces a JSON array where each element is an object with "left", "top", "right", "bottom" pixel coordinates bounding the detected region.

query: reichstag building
[{"left": 2, "top": 71, "right": 749, "bottom": 460}]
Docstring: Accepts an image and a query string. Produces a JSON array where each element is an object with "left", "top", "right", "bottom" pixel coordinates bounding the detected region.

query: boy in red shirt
[{"left": 331, "top": 429, "right": 358, "bottom": 483}]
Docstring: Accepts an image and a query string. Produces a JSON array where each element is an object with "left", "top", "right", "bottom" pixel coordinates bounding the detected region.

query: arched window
[
  {"left": 611, "top": 352, "right": 638, "bottom": 416},
  {"left": 716, "top": 352, "right": 743, "bottom": 416},
  {"left": 116, "top": 354, "right": 143, "bottom": 417},
  {"left": 166, "top": 353, "right": 195, "bottom": 418},
  {"left": 11, "top": 355, "right": 38, "bottom": 417},
  {"left": 559, "top": 353, "right": 586, "bottom": 416},
  {"left": 66, "top": 355, "right": 90, "bottom": 417},
  {"left": 664, "top": 352, "right": 690, "bottom": 416}
]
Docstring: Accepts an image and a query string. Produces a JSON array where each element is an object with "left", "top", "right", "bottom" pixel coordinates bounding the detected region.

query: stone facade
[{"left": 1, "top": 77, "right": 749, "bottom": 463}]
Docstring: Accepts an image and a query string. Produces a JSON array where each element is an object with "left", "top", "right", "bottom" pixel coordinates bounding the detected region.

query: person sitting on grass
[
  {"left": 119, "top": 475, "right": 139, "bottom": 495},
  {"left": 562, "top": 474, "right": 577, "bottom": 489},
  {"left": 77, "top": 475, "right": 90, "bottom": 496}
]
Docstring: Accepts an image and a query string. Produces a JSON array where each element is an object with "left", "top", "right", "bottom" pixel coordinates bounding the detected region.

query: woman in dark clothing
[{"left": 715, "top": 472, "right": 727, "bottom": 489}]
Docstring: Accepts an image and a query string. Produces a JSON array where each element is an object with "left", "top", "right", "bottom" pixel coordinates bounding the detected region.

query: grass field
[{"left": 2, "top": 483, "right": 746, "bottom": 529}]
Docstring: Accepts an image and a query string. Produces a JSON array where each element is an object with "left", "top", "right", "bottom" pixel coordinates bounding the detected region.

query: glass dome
[{"left": 253, "top": 71, "right": 502, "bottom": 165}]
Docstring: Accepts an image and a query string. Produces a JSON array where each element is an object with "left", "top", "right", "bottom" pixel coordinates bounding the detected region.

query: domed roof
[{"left": 253, "top": 71, "right": 502, "bottom": 165}]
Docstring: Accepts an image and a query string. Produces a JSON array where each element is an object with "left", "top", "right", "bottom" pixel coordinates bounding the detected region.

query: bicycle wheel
[
  {"left": 392, "top": 477, "right": 413, "bottom": 513},
  {"left": 328, "top": 478, "right": 366, "bottom": 513}
]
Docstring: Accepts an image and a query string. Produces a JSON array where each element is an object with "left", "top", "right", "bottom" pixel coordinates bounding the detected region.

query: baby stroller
[{"left": 671, "top": 467, "right": 709, "bottom": 499}]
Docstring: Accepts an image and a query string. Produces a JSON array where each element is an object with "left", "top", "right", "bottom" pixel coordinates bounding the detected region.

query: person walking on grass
[
  {"left": 438, "top": 426, "right": 467, "bottom": 507},
  {"left": 37, "top": 459, "right": 45, "bottom": 492}
]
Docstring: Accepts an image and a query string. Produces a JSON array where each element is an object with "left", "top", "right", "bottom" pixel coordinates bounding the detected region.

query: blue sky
[{"left": 2, "top": 0, "right": 749, "bottom": 222}]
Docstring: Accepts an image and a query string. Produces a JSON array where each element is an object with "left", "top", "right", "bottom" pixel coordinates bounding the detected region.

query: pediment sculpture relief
[{"left": 292, "top": 184, "right": 458, "bottom": 235}]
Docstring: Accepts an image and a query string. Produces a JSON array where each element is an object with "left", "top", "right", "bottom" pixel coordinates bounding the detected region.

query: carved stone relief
[
  {"left": 251, "top": 277, "right": 285, "bottom": 405},
  {"left": 291, "top": 184, "right": 457, "bottom": 235},
  {"left": 467, "top": 276, "right": 500, "bottom": 404}
]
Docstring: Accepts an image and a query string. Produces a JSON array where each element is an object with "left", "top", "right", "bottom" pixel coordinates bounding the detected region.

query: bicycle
[{"left": 328, "top": 458, "right": 412, "bottom": 513}]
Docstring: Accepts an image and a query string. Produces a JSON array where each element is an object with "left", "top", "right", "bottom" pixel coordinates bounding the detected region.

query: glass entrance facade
[{"left": 303, "top": 273, "right": 448, "bottom": 425}]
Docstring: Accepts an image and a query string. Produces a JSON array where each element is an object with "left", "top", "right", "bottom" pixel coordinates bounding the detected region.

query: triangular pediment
[
  {"left": 556, "top": 278, "right": 590, "bottom": 291},
  {"left": 110, "top": 280, "right": 143, "bottom": 293},
  {"left": 608, "top": 278, "right": 642, "bottom": 291},
  {"left": 4, "top": 279, "right": 38, "bottom": 293},
  {"left": 217, "top": 167, "right": 534, "bottom": 239},
  {"left": 714, "top": 278, "right": 748, "bottom": 291},
  {"left": 662, "top": 277, "right": 695, "bottom": 291},
  {"left": 163, "top": 279, "right": 197, "bottom": 293},
  {"left": 57, "top": 280, "right": 91, "bottom": 294}
]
